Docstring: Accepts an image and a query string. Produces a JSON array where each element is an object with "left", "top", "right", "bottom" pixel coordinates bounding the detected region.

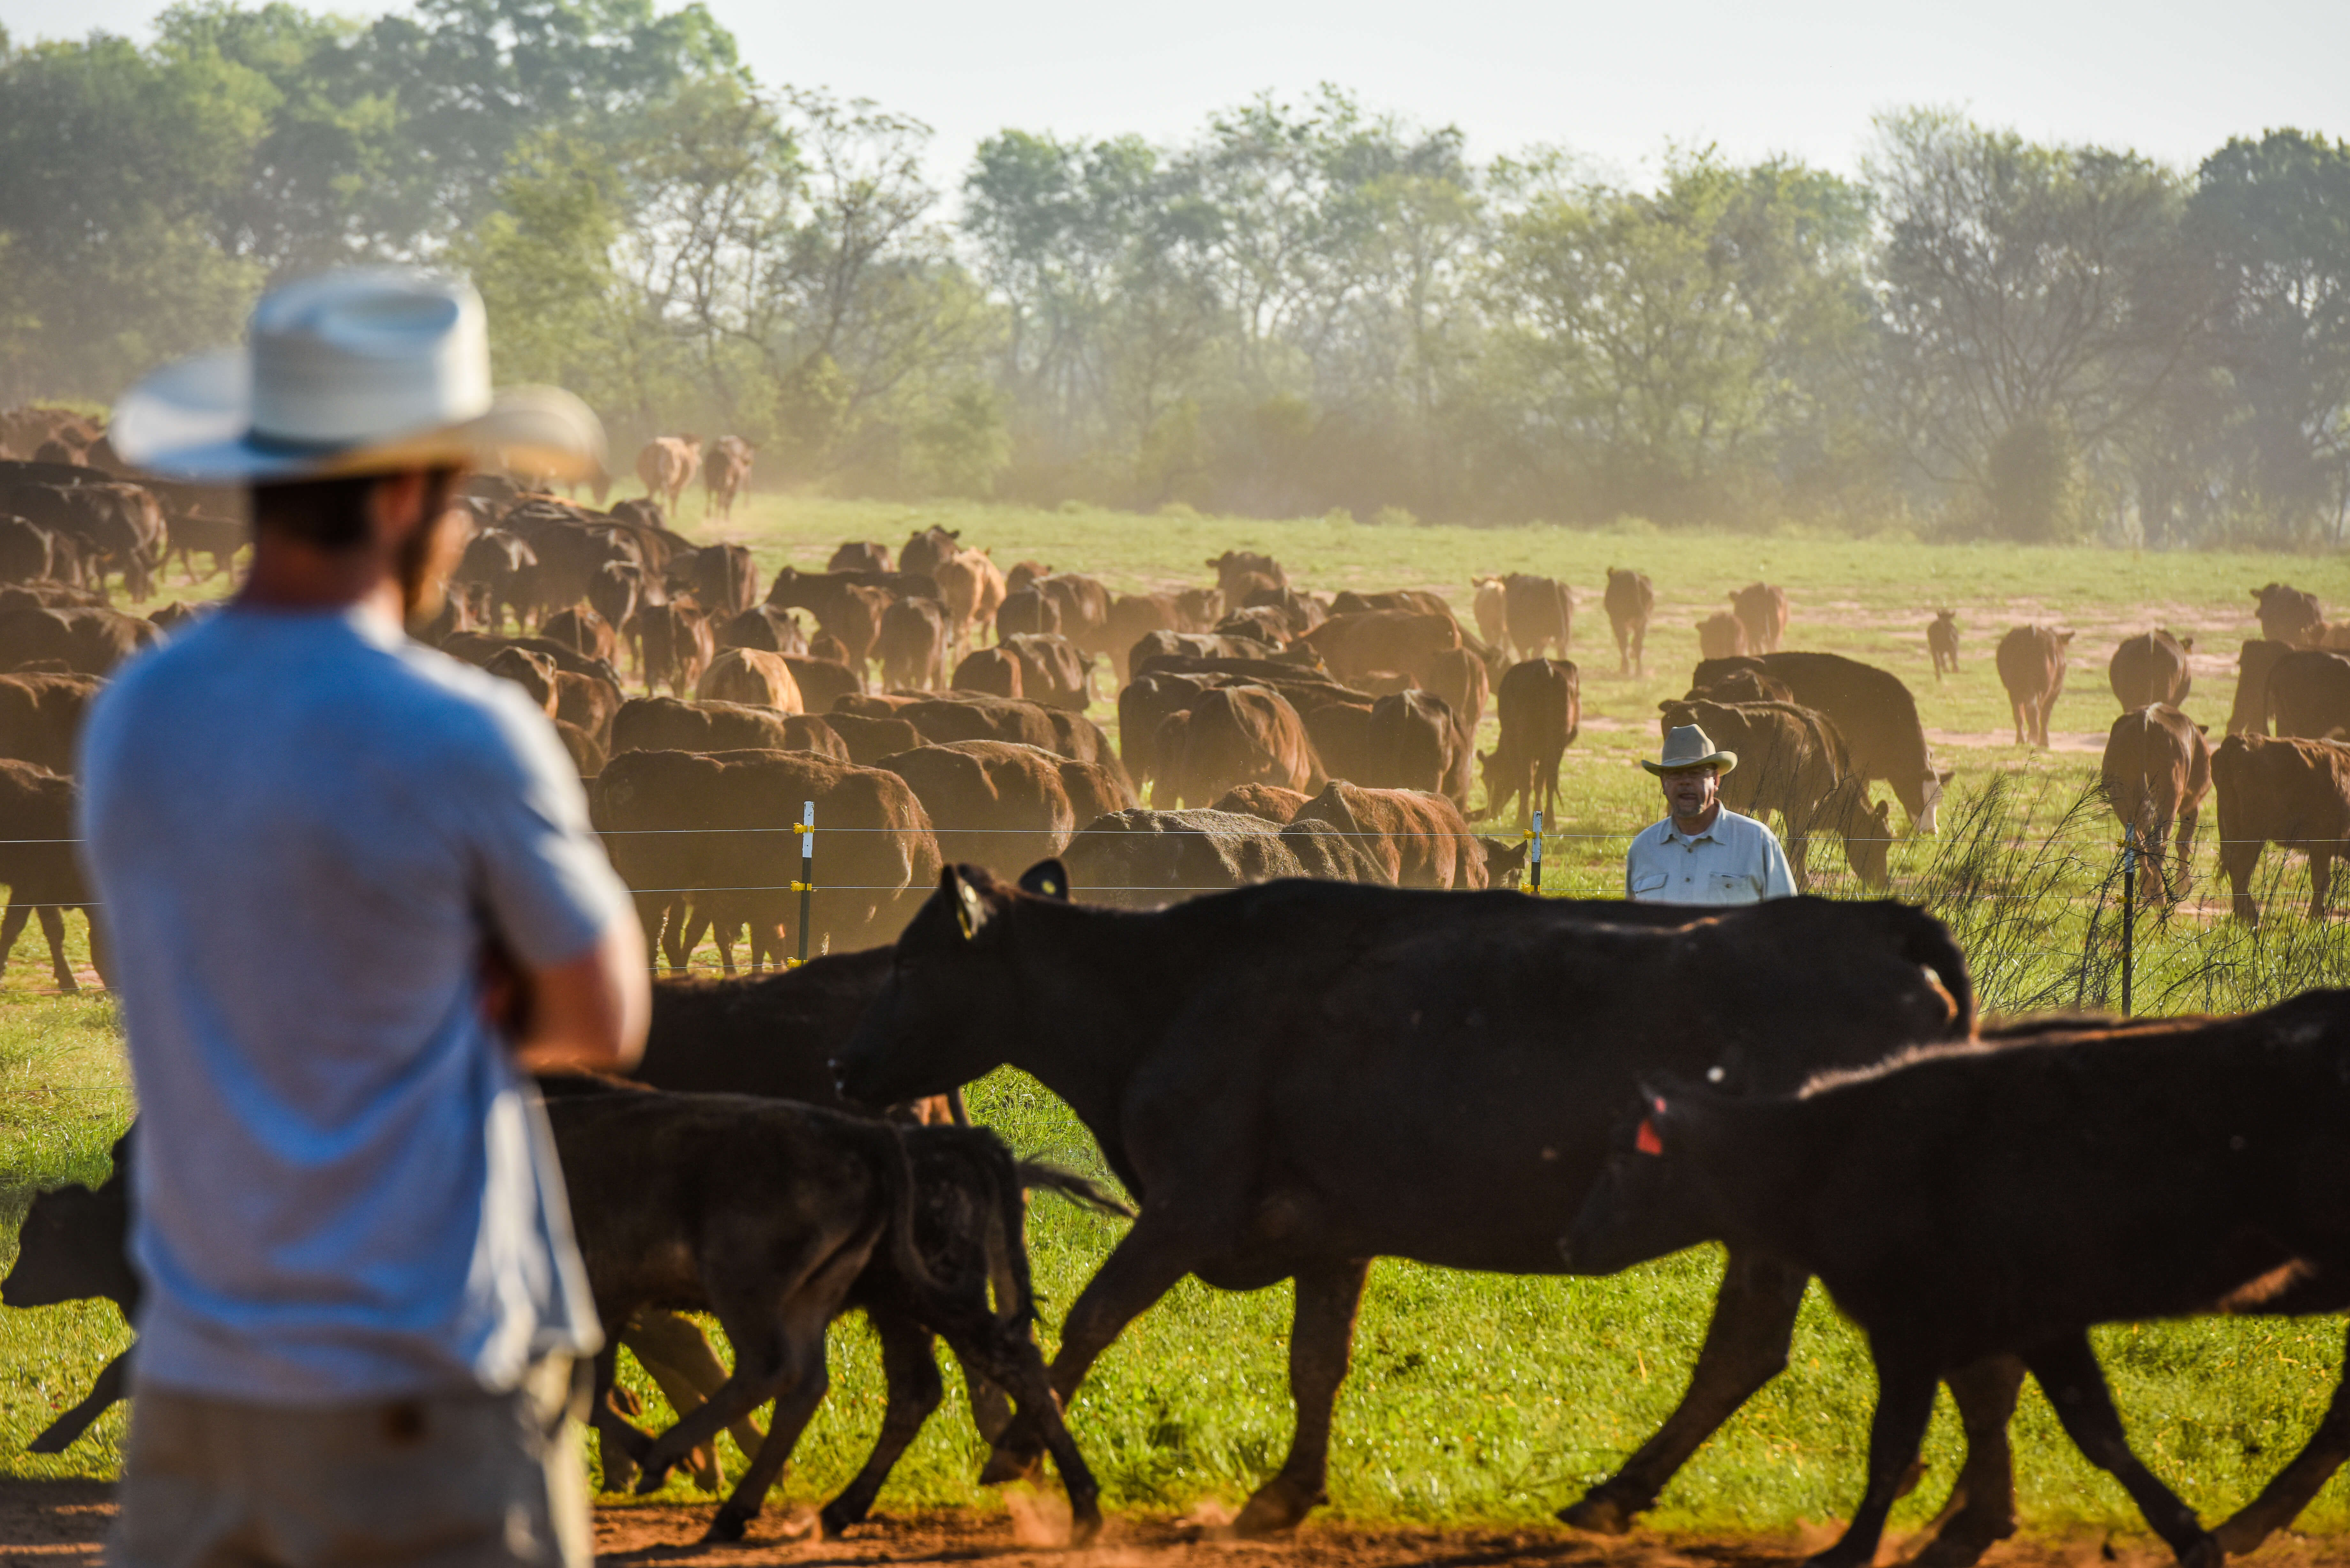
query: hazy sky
[{"left": 6, "top": 0, "right": 2345, "bottom": 189}]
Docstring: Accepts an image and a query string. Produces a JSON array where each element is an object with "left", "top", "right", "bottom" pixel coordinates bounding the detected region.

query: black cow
[
  {"left": 0, "top": 1130, "right": 136, "bottom": 1451},
  {"left": 836, "top": 867, "right": 2015, "bottom": 1550},
  {"left": 1567, "top": 991, "right": 2350, "bottom": 1568}
]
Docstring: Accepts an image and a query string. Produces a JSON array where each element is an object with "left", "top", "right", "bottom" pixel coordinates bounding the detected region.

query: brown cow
[
  {"left": 1424, "top": 646, "right": 1489, "bottom": 735},
  {"left": 951, "top": 646, "right": 1023, "bottom": 699},
  {"left": 2270, "top": 649, "right": 2350, "bottom": 740},
  {"left": 1928, "top": 610, "right": 1960, "bottom": 679},
  {"left": 1696, "top": 612, "right": 1748, "bottom": 661},
  {"left": 2211, "top": 733, "right": 2350, "bottom": 923},
  {"left": 1291, "top": 781, "right": 1487, "bottom": 890},
  {"left": 556, "top": 670, "right": 623, "bottom": 749},
  {"left": 0, "top": 605, "right": 157, "bottom": 675},
  {"left": 1471, "top": 577, "right": 1507, "bottom": 650},
  {"left": 543, "top": 605, "right": 618, "bottom": 666},
  {"left": 703, "top": 436, "right": 755, "bottom": 520},
  {"left": 998, "top": 634, "right": 1094, "bottom": 711},
  {"left": 610, "top": 697, "right": 844, "bottom": 761},
  {"left": 0, "top": 672, "right": 97, "bottom": 774},
  {"left": 877, "top": 597, "right": 951, "bottom": 691},
  {"left": 996, "top": 584, "right": 1059, "bottom": 639},
  {"left": 878, "top": 740, "right": 1082, "bottom": 871},
  {"left": 1058, "top": 807, "right": 1385, "bottom": 907},
  {"left": 637, "top": 436, "right": 703, "bottom": 513},
  {"left": 1501, "top": 573, "right": 1572, "bottom": 661},
  {"left": 1154, "top": 686, "right": 1321, "bottom": 807},
  {"left": 782, "top": 656, "right": 866, "bottom": 713},
  {"left": 716, "top": 605, "right": 808, "bottom": 657},
  {"left": 1299, "top": 610, "right": 1459, "bottom": 686},
  {"left": 1209, "top": 784, "right": 1310, "bottom": 822},
  {"left": 899, "top": 526, "right": 963, "bottom": 580},
  {"left": 767, "top": 568, "right": 891, "bottom": 670},
  {"left": 1035, "top": 575, "right": 1113, "bottom": 659},
  {"left": 1101, "top": 593, "right": 1187, "bottom": 682},
  {"left": 1995, "top": 625, "right": 2073, "bottom": 748},
  {"left": 2252, "top": 583, "right": 2323, "bottom": 646},
  {"left": 1603, "top": 568, "right": 1654, "bottom": 676},
  {"left": 936, "top": 550, "right": 1007, "bottom": 655},
  {"left": 2109, "top": 629, "right": 2193, "bottom": 710},
  {"left": 682, "top": 544, "right": 759, "bottom": 619},
  {"left": 2100, "top": 705, "right": 2210, "bottom": 901},
  {"left": 2229, "top": 639, "right": 2291, "bottom": 736},
  {"left": 594, "top": 749, "right": 942, "bottom": 969},
  {"left": 1479, "top": 659, "right": 1577, "bottom": 827},
  {"left": 1208, "top": 551, "right": 1286, "bottom": 606},
  {"left": 1731, "top": 583, "right": 1789, "bottom": 653},
  {"left": 829, "top": 542, "right": 893, "bottom": 574},
  {"left": 1362, "top": 690, "right": 1470, "bottom": 803},
  {"left": 639, "top": 603, "right": 715, "bottom": 698},
  {"left": 483, "top": 647, "right": 560, "bottom": 716},
  {"left": 697, "top": 648, "right": 804, "bottom": 713},
  {"left": 1690, "top": 653, "right": 1948, "bottom": 832}
]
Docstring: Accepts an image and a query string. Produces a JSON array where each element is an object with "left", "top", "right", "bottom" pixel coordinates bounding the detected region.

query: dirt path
[{"left": 1, "top": 1483, "right": 2336, "bottom": 1568}]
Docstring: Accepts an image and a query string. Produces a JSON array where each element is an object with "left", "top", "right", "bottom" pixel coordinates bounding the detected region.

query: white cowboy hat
[
  {"left": 1641, "top": 723, "right": 1738, "bottom": 776},
  {"left": 108, "top": 268, "right": 604, "bottom": 484}
]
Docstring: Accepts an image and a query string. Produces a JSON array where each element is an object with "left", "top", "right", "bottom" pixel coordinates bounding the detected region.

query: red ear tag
[{"left": 1635, "top": 1117, "right": 1665, "bottom": 1156}]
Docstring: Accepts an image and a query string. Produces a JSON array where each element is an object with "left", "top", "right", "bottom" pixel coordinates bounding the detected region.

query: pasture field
[{"left": 0, "top": 494, "right": 2346, "bottom": 1549}]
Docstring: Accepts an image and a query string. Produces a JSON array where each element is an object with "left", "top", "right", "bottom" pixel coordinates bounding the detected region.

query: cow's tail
[
  {"left": 989, "top": 1157, "right": 1134, "bottom": 1329},
  {"left": 877, "top": 1125, "right": 942, "bottom": 1296},
  {"left": 1899, "top": 904, "right": 1976, "bottom": 1037}
]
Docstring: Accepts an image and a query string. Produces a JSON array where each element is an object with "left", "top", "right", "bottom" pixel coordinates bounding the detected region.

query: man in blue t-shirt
[{"left": 83, "top": 269, "right": 648, "bottom": 1568}]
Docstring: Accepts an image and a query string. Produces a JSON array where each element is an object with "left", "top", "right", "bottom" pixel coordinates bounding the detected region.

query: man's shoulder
[{"left": 1717, "top": 808, "right": 1787, "bottom": 847}]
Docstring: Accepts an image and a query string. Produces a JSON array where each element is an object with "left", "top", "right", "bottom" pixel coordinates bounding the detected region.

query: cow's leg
[
  {"left": 27, "top": 1347, "right": 132, "bottom": 1454},
  {"left": 1233, "top": 1256, "right": 1372, "bottom": 1536},
  {"left": 1903, "top": 1354, "right": 2024, "bottom": 1568},
  {"left": 589, "top": 1344, "right": 655, "bottom": 1493},
  {"left": 2171, "top": 806, "right": 2198, "bottom": 902},
  {"left": 819, "top": 1311, "right": 944, "bottom": 1535},
  {"left": 2213, "top": 1322, "right": 2350, "bottom": 1555},
  {"left": 951, "top": 1322, "right": 1101, "bottom": 1543},
  {"left": 2221, "top": 838, "right": 2263, "bottom": 923},
  {"left": 704, "top": 1304, "right": 848, "bottom": 1543},
  {"left": 35, "top": 905, "right": 75, "bottom": 991},
  {"left": 1805, "top": 1340, "right": 1941, "bottom": 1568},
  {"left": 2023, "top": 1332, "right": 2216, "bottom": 1567},
  {"left": 980, "top": 1216, "right": 1209, "bottom": 1483},
  {"left": 625, "top": 1309, "right": 765, "bottom": 1474},
  {"left": 2311, "top": 849, "right": 2335, "bottom": 919},
  {"left": 1563, "top": 1249, "right": 1807, "bottom": 1532}
]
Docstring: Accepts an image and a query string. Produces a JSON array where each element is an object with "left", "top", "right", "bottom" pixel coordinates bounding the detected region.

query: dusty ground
[{"left": 3, "top": 1483, "right": 2346, "bottom": 1568}]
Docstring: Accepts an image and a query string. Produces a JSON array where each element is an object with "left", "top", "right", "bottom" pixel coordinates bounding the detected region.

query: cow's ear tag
[
  {"left": 1635, "top": 1118, "right": 1664, "bottom": 1156},
  {"left": 956, "top": 880, "right": 984, "bottom": 940}
]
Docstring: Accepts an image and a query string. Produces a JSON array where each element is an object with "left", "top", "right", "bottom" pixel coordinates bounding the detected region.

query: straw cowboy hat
[
  {"left": 1641, "top": 724, "right": 1738, "bottom": 775},
  {"left": 108, "top": 267, "right": 603, "bottom": 484}
]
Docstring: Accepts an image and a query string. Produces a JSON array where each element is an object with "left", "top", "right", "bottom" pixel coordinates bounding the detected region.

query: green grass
[{"left": 1, "top": 494, "right": 2346, "bottom": 1536}]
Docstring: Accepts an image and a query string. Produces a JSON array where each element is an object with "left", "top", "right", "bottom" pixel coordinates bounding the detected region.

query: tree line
[{"left": 2, "top": 0, "right": 2344, "bottom": 545}]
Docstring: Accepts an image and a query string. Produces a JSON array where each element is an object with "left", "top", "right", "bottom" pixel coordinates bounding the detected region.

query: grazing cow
[
  {"left": 995, "top": 584, "right": 1060, "bottom": 639},
  {"left": 1058, "top": 809, "right": 1386, "bottom": 903},
  {"left": 2211, "top": 733, "right": 2350, "bottom": 923},
  {"left": 1154, "top": 685, "right": 1322, "bottom": 807},
  {"left": 163, "top": 508, "right": 245, "bottom": 584},
  {"left": 1929, "top": 609, "right": 1960, "bottom": 679},
  {"left": 1480, "top": 659, "right": 1578, "bottom": 827},
  {"left": 1, "top": 1130, "right": 137, "bottom": 1451},
  {"left": 0, "top": 672, "right": 97, "bottom": 773},
  {"left": 2109, "top": 629, "right": 2194, "bottom": 710},
  {"left": 682, "top": 543, "right": 759, "bottom": 619},
  {"left": 1208, "top": 784, "right": 1310, "bottom": 822},
  {"left": 550, "top": 1090, "right": 1102, "bottom": 1544},
  {"left": 2101, "top": 705, "right": 2210, "bottom": 901},
  {"left": 837, "top": 872, "right": 1987, "bottom": 1545},
  {"left": 2253, "top": 582, "right": 2323, "bottom": 645},
  {"left": 1299, "top": 610, "right": 1459, "bottom": 687},
  {"left": 767, "top": 568, "right": 891, "bottom": 671},
  {"left": 1565, "top": 993, "right": 2350, "bottom": 1568},
  {"left": 1996, "top": 626, "right": 2072, "bottom": 748},
  {"left": 1501, "top": 573, "right": 1572, "bottom": 661},
  {"left": 1208, "top": 550, "right": 1286, "bottom": 606},
  {"left": 2270, "top": 649, "right": 2350, "bottom": 740},
  {"left": 1730, "top": 583, "right": 1788, "bottom": 653},
  {"left": 2231, "top": 639, "right": 2290, "bottom": 735},
  {"left": 935, "top": 550, "right": 1008, "bottom": 656},
  {"left": 1656, "top": 698, "right": 1884, "bottom": 890},
  {"left": 638, "top": 602, "right": 715, "bottom": 697},
  {"left": 1692, "top": 652, "right": 1948, "bottom": 832},
  {"left": 879, "top": 740, "right": 1085, "bottom": 870},
  {"left": 1292, "top": 780, "right": 1487, "bottom": 889},
  {"left": 703, "top": 436, "right": 755, "bottom": 520},
  {"left": 0, "top": 761, "right": 106, "bottom": 990},
  {"left": 694, "top": 647, "right": 803, "bottom": 713},
  {"left": 1695, "top": 611, "right": 1748, "bottom": 661},
  {"left": 998, "top": 633, "right": 1094, "bottom": 710},
  {"left": 543, "top": 604, "right": 618, "bottom": 665},
  {"left": 610, "top": 697, "right": 844, "bottom": 760},
  {"left": 898, "top": 526, "right": 963, "bottom": 580},
  {"left": 1360, "top": 689, "right": 1469, "bottom": 803},
  {"left": 1603, "top": 568, "right": 1654, "bottom": 676},
  {"left": 595, "top": 748, "right": 942, "bottom": 969},
  {"left": 829, "top": 541, "right": 894, "bottom": 574},
  {"left": 637, "top": 435, "right": 703, "bottom": 513},
  {"left": 1423, "top": 645, "right": 1489, "bottom": 735},
  {"left": 1471, "top": 577, "right": 1507, "bottom": 650},
  {"left": 877, "top": 596, "right": 951, "bottom": 691},
  {"left": 951, "top": 646, "right": 1023, "bottom": 698}
]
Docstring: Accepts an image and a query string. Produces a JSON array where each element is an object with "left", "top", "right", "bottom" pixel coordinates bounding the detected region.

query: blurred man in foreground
[{"left": 82, "top": 268, "right": 648, "bottom": 1568}]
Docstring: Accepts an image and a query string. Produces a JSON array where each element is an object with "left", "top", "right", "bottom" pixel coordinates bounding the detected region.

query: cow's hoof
[
  {"left": 818, "top": 1502, "right": 864, "bottom": 1537},
  {"left": 2177, "top": 1534, "right": 2221, "bottom": 1568},
  {"left": 699, "top": 1509, "right": 749, "bottom": 1545},
  {"left": 1067, "top": 1506, "right": 1104, "bottom": 1548},
  {"left": 979, "top": 1446, "right": 1044, "bottom": 1486},
  {"left": 1558, "top": 1492, "right": 1637, "bottom": 1535},
  {"left": 685, "top": 1444, "right": 723, "bottom": 1495},
  {"left": 1901, "top": 1507, "right": 2015, "bottom": 1568},
  {"left": 1232, "top": 1477, "right": 1319, "bottom": 1537}
]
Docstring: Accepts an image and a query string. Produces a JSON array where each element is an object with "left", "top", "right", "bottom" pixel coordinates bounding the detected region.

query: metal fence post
[
  {"left": 795, "top": 800, "right": 815, "bottom": 966},
  {"left": 2119, "top": 821, "right": 2137, "bottom": 1016},
  {"left": 1527, "top": 810, "right": 1543, "bottom": 894}
]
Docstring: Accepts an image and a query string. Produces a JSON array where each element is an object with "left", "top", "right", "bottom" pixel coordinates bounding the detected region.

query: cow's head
[
  {"left": 1560, "top": 1087, "right": 1722, "bottom": 1276},
  {"left": 1915, "top": 767, "right": 1953, "bottom": 835},
  {"left": 834, "top": 861, "right": 1069, "bottom": 1107},
  {"left": 3, "top": 1167, "right": 126, "bottom": 1309}
]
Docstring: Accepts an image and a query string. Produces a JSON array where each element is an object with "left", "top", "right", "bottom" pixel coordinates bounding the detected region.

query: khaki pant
[{"left": 109, "top": 1359, "right": 591, "bottom": 1568}]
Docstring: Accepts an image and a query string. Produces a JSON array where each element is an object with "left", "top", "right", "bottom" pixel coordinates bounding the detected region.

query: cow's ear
[
  {"left": 2197, "top": 723, "right": 2210, "bottom": 734},
  {"left": 1937, "top": 769, "right": 1956, "bottom": 784},
  {"left": 1017, "top": 859, "right": 1071, "bottom": 902}
]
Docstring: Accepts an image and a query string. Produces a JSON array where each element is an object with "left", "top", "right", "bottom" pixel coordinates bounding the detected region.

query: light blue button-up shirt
[{"left": 1625, "top": 806, "right": 1798, "bottom": 904}]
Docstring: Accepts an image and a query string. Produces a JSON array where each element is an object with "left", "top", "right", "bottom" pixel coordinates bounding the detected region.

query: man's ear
[{"left": 1017, "top": 859, "right": 1071, "bottom": 901}]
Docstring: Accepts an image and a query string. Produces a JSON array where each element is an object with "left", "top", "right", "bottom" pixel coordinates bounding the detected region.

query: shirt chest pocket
[
  {"left": 1709, "top": 871, "right": 1748, "bottom": 896},
  {"left": 1631, "top": 871, "right": 1669, "bottom": 896}
]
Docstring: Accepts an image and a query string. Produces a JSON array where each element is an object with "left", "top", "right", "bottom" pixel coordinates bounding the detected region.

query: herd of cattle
[{"left": 5, "top": 409, "right": 2350, "bottom": 1562}]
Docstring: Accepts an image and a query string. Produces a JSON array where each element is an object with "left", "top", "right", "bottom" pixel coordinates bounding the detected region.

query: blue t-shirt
[{"left": 78, "top": 605, "right": 628, "bottom": 1403}]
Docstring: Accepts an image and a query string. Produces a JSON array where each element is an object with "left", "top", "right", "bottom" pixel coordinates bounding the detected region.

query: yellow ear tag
[
  {"left": 1042, "top": 878, "right": 1058, "bottom": 896},
  {"left": 956, "top": 884, "right": 981, "bottom": 939}
]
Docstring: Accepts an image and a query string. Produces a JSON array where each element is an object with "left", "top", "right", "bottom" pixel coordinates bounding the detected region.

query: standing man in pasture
[
  {"left": 81, "top": 268, "right": 649, "bottom": 1568},
  {"left": 1625, "top": 724, "right": 1797, "bottom": 903}
]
